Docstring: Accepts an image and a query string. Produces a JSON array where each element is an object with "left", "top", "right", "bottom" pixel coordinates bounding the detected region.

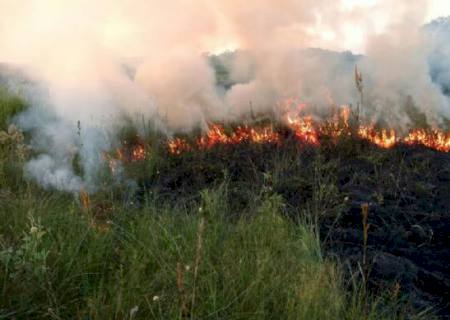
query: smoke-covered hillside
[
  {"left": 210, "top": 48, "right": 362, "bottom": 91},
  {"left": 212, "top": 16, "right": 450, "bottom": 100}
]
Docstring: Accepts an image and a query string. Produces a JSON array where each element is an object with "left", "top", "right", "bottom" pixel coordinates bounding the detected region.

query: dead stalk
[
  {"left": 361, "top": 202, "right": 370, "bottom": 319},
  {"left": 80, "top": 190, "right": 90, "bottom": 212},
  {"left": 176, "top": 262, "right": 189, "bottom": 318},
  {"left": 191, "top": 217, "right": 205, "bottom": 318},
  {"left": 361, "top": 203, "right": 370, "bottom": 268},
  {"left": 355, "top": 65, "right": 364, "bottom": 119}
]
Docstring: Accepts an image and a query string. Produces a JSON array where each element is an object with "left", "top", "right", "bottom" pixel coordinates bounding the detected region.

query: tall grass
[
  {"left": 0, "top": 184, "right": 403, "bottom": 319},
  {"left": 0, "top": 87, "right": 26, "bottom": 129}
]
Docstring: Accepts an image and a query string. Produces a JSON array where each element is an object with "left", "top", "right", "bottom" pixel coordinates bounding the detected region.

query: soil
[{"left": 321, "top": 145, "right": 450, "bottom": 317}]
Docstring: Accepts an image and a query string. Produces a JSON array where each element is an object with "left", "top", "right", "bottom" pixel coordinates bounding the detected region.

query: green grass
[
  {"left": 0, "top": 89, "right": 434, "bottom": 319},
  {"left": 0, "top": 87, "right": 27, "bottom": 129},
  {"left": 0, "top": 185, "right": 406, "bottom": 319}
]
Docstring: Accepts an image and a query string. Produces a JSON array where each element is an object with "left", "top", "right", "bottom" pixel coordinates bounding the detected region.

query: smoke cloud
[{"left": 0, "top": 0, "right": 448, "bottom": 192}]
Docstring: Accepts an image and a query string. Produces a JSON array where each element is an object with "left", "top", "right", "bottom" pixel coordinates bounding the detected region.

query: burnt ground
[
  {"left": 322, "top": 145, "right": 450, "bottom": 317},
  {"left": 133, "top": 137, "right": 450, "bottom": 318}
]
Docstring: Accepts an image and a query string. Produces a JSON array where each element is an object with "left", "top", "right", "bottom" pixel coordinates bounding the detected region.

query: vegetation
[
  {"left": 0, "top": 87, "right": 26, "bottom": 129},
  {"left": 0, "top": 88, "right": 439, "bottom": 319}
]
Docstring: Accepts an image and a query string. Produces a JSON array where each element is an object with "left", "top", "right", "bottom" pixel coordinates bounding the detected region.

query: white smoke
[{"left": 0, "top": 0, "right": 448, "bottom": 192}]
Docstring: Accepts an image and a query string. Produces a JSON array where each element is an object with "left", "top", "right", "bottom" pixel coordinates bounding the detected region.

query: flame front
[
  {"left": 404, "top": 129, "right": 450, "bottom": 152},
  {"left": 168, "top": 138, "right": 192, "bottom": 155},
  {"left": 286, "top": 115, "right": 319, "bottom": 145},
  {"left": 358, "top": 126, "right": 397, "bottom": 149},
  {"left": 164, "top": 109, "right": 449, "bottom": 155},
  {"left": 104, "top": 104, "right": 450, "bottom": 166},
  {"left": 195, "top": 124, "right": 281, "bottom": 150},
  {"left": 103, "top": 141, "right": 146, "bottom": 173}
]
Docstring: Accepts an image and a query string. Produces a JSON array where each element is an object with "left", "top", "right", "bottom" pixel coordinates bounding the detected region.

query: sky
[
  {"left": 208, "top": 0, "right": 450, "bottom": 54},
  {"left": 2, "top": 0, "right": 450, "bottom": 59},
  {"left": 427, "top": 0, "right": 450, "bottom": 21},
  {"left": 304, "top": 0, "right": 450, "bottom": 54},
  {"left": 343, "top": 0, "right": 450, "bottom": 21}
]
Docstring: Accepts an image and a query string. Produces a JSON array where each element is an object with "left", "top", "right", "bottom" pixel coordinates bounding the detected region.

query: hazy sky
[
  {"left": 343, "top": 0, "right": 450, "bottom": 21},
  {"left": 207, "top": 0, "right": 450, "bottom": 54},
  {"left": 306, "top": 0, "right": 450, "bottom": 53},
  {"left": 427, "top": 0, "right": 450, "bottom": 21},
  {"left": 2, "top": 0, "right": 450, "bottom": 58}
]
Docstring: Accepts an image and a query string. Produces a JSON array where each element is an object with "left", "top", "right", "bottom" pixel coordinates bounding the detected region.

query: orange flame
[
  {"left": 286, "top": 115, "right": 319, "bottom": 145},
  {"left": 168, "top": 138, "right": 192, "bottom": 155},
  {"left": 104, "top": 103, "right": 450, "bottom": 164},
  {"left": 102, "top": 142, "right": 147, "bottom": 172},
  {"left": 130, "top": 144, "right": 146, "bottom": 162},
  {"left": 404, "top": 129, "right": 450, "bottom": 152},
  {"left": 340, "top": 105, "right": 351, "bottom": 128},
  {"left": 231, "top": 125, "right": 280, "bottom": 144},
  {"left": 358, "top": 126, "right": 397, "bottom": 149},
  {"left": 195, "top": 124, "right": 281, "bottom": 150},
  {"left": 197, "top": 124, "right": 231, "bottom": 149}
]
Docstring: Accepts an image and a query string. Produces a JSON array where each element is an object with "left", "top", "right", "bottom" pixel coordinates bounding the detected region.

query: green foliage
[
  {"left": 0, "top": 88, "right": 28, "bottom": 191},
  {"left": 0, "top": 87, "right": 27, "bottom": 130},
  {"left": 0, "top": 180, "right": 428, "bottom": 319},
  {"left": 0, "top": 125, "right": 29, "bottom": 191},
  {"left": 0, "top": 215, "right": 49, "bottom": 283}
]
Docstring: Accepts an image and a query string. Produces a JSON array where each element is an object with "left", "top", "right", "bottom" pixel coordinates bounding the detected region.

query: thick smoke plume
[{"left": 0, "top": 0, "right": 448, "bottom": 192}]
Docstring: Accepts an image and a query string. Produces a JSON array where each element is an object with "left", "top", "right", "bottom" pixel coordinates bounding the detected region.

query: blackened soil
[
  {"left": 321, "top": 145, "right": 450, "bottom": 318},
  {"left": 136, "top": 139, "right": 450, "bottom": 317}
]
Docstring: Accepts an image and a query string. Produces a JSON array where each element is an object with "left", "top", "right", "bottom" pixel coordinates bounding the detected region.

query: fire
[
  {"left": 404, "top": 129, "right": 450, "bottom": 152},
  {"left": 230, "top": 125, "right": 280, "bottom": 144},
  {"left": 196, "top": 124, "right": 281, "bottom": 150},
  {"left": 103, "top": 141, "right": 147, "bottom": 172},
  {"left": 164, "top": 124, "right": 283, "bottom": 155},
  {"left": 340, "top": 105, "right": 351, "bottom": 128},
  {"left": 168, "top": 138, "right": 192, "bottom": 155},
  {"left": 358, "top": 126, "right": 397, "bottom": 149},
  {"left": 286, "top": 115, "right": 319, "bottom": 145},
  {"left": 357, "top": 126, "right": 449, "bottom": 152},
  {"left": 130, "top": 144, "right": 146, "bottom": 162},
  {"left": 104, "top": 104, "right": 450, "bottom": 167},
  {"left": 197, "top": 124, "right": 232, "bottom": 149}
]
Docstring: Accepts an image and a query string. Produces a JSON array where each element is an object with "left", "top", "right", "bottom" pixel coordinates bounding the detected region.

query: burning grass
[{"left": 106, "top": 106, "right": 449, "bottom": 170}]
